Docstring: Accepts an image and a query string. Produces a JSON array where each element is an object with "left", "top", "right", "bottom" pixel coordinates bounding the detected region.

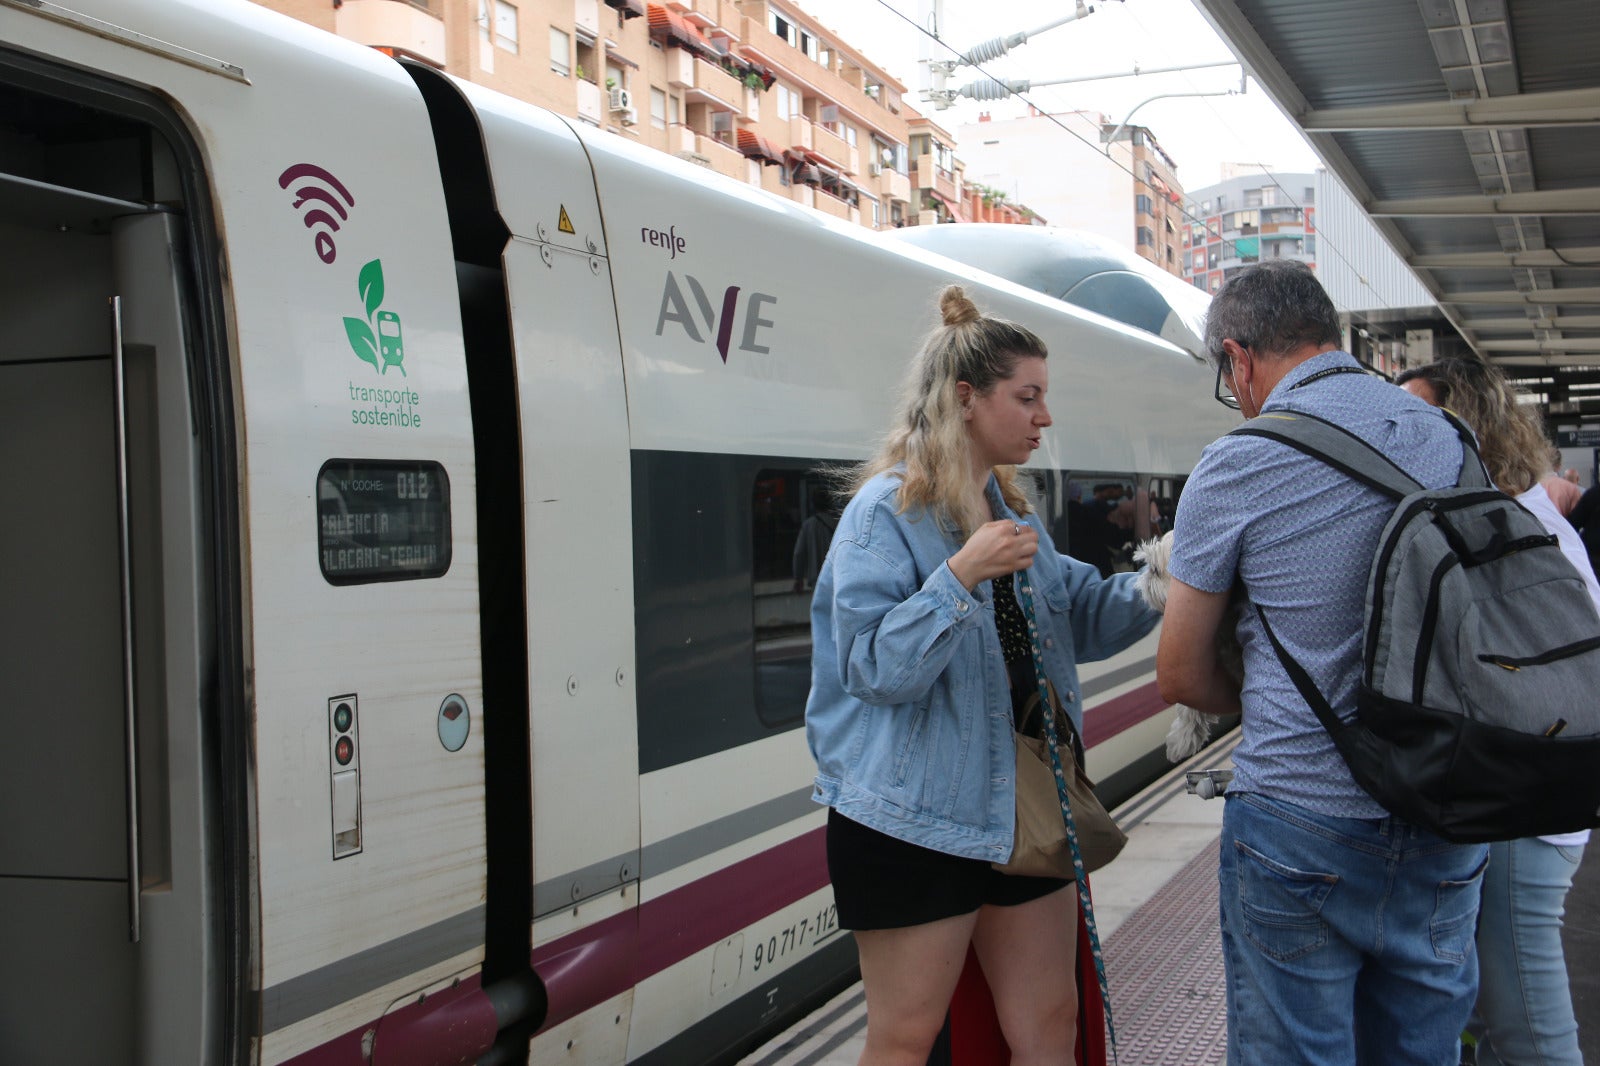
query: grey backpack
[{"left": 1234, "top": 409, "right": 1600, "bottom": 843}]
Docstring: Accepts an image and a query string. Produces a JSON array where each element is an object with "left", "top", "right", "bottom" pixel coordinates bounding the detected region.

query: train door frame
[{"left": 0, "top": 46, "right": 247, "bottom": 1065}]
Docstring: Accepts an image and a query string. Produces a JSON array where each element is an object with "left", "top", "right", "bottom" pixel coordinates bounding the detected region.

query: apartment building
[
  {"left": 254, "top": 0, "right": 952, "bottom": 230},
  {"left": 955, "top": 110, "right": 1185, "bottom": 276},
  {"left": 1181, "top": 169, "right": 1317, "bottom": 295},
  {"left": 1103, "top": 124, "right": 1183, "bottom": 276}
]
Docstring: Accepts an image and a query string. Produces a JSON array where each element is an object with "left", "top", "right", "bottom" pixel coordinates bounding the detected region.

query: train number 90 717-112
[{"left": 752, "top": 902, "right": 840, "bottom": 972}]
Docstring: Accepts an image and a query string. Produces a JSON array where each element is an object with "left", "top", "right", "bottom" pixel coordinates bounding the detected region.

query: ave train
[{"left": 0, "top": 1, "right": 1236, "bottom": 1063}]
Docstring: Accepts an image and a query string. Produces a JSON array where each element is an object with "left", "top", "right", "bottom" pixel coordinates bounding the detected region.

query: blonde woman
[
  {"left": 1398, "top": 358, "right": 1599, "bottom": 1066},
  {"left": 805, "top": 285, "right": 1159, "bottom": 1066}
]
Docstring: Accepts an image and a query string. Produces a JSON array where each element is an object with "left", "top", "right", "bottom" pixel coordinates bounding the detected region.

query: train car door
[{"left": 0, "top": 73, "right": 228, "bottom": 1066}]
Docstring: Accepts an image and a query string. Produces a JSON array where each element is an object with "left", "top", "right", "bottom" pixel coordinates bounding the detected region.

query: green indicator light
[{"left": 334, "top": 703, "right": 353, "bottom": 732}]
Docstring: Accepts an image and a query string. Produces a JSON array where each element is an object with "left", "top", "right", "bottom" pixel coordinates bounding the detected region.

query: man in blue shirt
[{"left": 1156, "top": 261, "right": 1489, "bottom": 1065}]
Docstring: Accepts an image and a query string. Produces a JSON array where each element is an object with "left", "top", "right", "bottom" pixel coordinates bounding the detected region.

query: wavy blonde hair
[
  {"left": 1395, "top": 358, "right": 1553, "bottom": 495},
  {"left": 848, "top": 285, "right": 1048, "bottom": 536}
]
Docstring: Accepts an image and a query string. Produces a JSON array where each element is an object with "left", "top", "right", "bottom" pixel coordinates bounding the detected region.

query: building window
[
  {"left": 669, "top": 94, "right": 681, "bottom": 125},
  {"left": 1137, "top": 226, "right": 1155, "bottom": 247},
  {"left": 650, "top": 87, "right": 667, "bottom": 130},
  {"left": 480, "top": 0, "right": 518, "bottom": 53},
  {"left": 1135, "top": 194, "right": 1153, "bottom": 216},
  {"left": 549, "top": 26, "right": 569, "bottom": 75}
]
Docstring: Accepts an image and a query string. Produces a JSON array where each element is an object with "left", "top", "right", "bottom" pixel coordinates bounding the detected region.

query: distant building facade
[
  {"left": 249, "top": 0, "right": 1041, "bottom": 231},
  {"left": 1181, "top": 169, "right": 1318, "bottom": 296},
  {"left": 955, "top": 110, "right": 1185, "bottom": 276}
]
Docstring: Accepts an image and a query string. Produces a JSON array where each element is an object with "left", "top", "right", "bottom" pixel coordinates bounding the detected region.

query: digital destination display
[{"left": 317, "top": 459, "right": 451, "bottom": 585}]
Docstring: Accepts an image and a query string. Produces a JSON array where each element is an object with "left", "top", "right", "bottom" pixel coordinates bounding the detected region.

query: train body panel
[{"left": 0, "top": 1, "right": 1237, "bottom": 1062}]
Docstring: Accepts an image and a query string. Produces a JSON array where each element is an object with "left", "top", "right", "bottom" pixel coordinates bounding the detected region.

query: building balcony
[
  {"left": 687, "top": 56, "right": 744, "bottom": 113},
  {"left": 810, "top": 122, "right": 851, "bottom": 172},
  {"left": 694, "top": 131, "right": 749, "bottom": 182},
  {"left": 882, "top": 168, "right": 911, "bottom": 204},
  {"left": 811, "top": 190, "right": 852, "bottom": 221},
  {"left": 789, "top": 113, "right": 812, "bottom": 151},
  {"left": 576, "top": 79, "right": 604, "bottom": 125},
  {"left": 671, "top": 0, "right": 733, "bottom": 29},
  {"left": 334, "top": 0, "right": 445, "bottom": 66}
]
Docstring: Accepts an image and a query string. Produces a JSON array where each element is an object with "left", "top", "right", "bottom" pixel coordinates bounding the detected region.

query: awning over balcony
[
  {"left": 736, "top": 129, "right": 785, "bottom": 166},
  {"left": 647, "top": 3, "right": 720, "bottom": 62},
  {"left": 604, "top": 0, "right": 646, "bottom": 19},
  {"left": 785, "top": 150, "right": 822, "bottom": 186},
  {"left": 602, "top": 38, "right": 640, "bottom": 70},
  {"left": 926, "top": 189, "right": 962, "bottom": 217}
]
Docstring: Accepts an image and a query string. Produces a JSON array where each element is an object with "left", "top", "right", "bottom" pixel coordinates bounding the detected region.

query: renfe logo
[
  {"left": 655, "top": 271, "right": 777, "bottom": 363},
  {"left": 641, "top": 224, "right": 686, "bottom": 259}
]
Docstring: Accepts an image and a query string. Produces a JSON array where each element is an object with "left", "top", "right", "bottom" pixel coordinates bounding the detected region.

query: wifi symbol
[{"left": 279, "top": 163, "right": 356, "bottom": 265}]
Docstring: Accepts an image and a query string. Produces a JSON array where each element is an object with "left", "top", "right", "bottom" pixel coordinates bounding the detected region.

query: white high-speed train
[{"left": 0, "top": 2, "right": 1236, "bottom": 1063}]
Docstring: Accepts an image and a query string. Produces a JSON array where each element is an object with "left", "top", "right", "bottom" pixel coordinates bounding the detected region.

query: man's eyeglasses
[{"left": 1214, "top": 352, "right": 1242, "bottom": 410}]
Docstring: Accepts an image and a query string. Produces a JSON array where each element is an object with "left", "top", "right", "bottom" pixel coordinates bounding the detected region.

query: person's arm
[
  {"left": 1156, "top": 578, "right": 1241, "bottom": 717},
  {"left": 1541, "top": 474, "right": 1582, "bottom": 517},
  {"left": 829, "top": 513, "right": 1029, "bottom": 707}
]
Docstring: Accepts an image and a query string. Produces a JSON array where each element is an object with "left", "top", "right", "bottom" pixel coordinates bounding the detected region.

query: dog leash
[{"left": 1016, "top": 576, "right": 1119, "bottom": 1065}]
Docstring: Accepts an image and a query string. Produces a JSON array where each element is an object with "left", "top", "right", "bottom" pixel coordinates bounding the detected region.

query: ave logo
[{"left": 655, "top": 271, "right": 777, "bottom": 363}]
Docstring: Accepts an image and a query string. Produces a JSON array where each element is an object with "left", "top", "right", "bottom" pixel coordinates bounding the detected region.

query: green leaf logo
[
  {"left": 358, "top": 259, "right": 385, "bottom": 322},
  {"left": 344, "top": 317, "right": 380, "bottom": 370}
]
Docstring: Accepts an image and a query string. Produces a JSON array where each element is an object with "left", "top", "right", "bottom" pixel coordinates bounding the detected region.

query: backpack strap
[{"left": 1229, "top": 408, "right": 1491, "bottom": 496}]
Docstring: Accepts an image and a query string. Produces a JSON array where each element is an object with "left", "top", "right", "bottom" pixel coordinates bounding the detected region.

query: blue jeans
[
  {"left": 1475, "top": 837, "right": 1586, "bottom": 1065},
  {"left": 1220, "top": 792, "right": 1489, "bottom": 1066}
]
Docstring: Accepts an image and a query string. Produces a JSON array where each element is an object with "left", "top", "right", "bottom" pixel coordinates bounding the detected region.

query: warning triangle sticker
[{"left": 557, "top": 206, "right": 575, "bottom": 235}]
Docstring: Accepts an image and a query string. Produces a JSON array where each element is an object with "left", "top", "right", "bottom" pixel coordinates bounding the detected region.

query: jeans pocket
[
  {"left": 1235, "top": 839, "right": 1337, "bottom": 962},
  {"left": 1430, "top": 854, "right": 1488, "bottom": 963},
  {"left": 1555, "top": 844, "right": 1585, "bottom": 866}
]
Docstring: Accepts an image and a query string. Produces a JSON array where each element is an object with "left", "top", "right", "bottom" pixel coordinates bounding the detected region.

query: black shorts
[{"left": 826, "top": 808, "right": 1069, "bottom": 930}]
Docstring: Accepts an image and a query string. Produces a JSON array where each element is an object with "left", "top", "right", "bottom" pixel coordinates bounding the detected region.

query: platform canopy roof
[{"left": 1190, "top": 0, "right": 1600, "bottom": 370}]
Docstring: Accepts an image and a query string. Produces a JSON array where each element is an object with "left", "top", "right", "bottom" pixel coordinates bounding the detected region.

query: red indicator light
[
  {"left": 335, "top": 736, "right": 354, "bottom": 766},
  {"left": 443, "top": 704, "right": 463, "bottom": 721}
]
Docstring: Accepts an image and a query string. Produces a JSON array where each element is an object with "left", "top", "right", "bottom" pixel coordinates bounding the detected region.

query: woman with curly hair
[
  {"left": 805, "top": 285, "right": 1159, "bottom": 1065},
  {"left": 1398, "top": 358, "right": 1599, "bottom": 1066}
]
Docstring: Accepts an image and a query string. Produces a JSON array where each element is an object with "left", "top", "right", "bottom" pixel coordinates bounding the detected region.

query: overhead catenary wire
[{"left": 860, "top": 0, "right": 1416, "bottom": 351}]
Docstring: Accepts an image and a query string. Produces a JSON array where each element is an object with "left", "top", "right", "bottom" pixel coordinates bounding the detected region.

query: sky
[{"left": 792, "top": 0, "right": 1321, "bottom": 192}]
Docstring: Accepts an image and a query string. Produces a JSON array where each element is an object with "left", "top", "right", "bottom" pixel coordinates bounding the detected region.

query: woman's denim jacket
[{"left": 805, "top": 470, "right": 1160, "bottom": 862}]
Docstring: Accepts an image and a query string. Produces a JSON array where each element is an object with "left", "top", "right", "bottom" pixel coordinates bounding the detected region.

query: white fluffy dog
[{"left": 1134, "top": 532, "right": 1245, "bottom": 761}]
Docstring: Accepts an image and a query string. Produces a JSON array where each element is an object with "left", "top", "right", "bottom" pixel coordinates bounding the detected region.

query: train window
[
  {"left": 1034, "top": 472, "right": 1180, "bottom": 578},
  {"left": 317, "top": 459, "right": 452, "bottom": 585},
  {"left": 752, "top": 467, "right": 836, "bottom": 727}
]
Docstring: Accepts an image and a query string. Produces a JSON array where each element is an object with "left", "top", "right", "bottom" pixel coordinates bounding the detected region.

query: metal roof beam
[
  {"left": 1367, "top": 188, "right": 1600, "bottom": 216},
  {"left": 1462, "top": 314, "right": 1600, "bottom": 331},
  {"left": 1476, "top": 338, "right": 1600, "bottom": 353},
  {"left": 1486, "top": 354, "right": 1600, "bottom": 367},
  {"left": 1300, "top": 87, "right": 1600, "bottom": 131},
  {"left": 1411, "top": 247, "right": 1600, "bottom": 269},
  {"left": 1442, "top": 286, "right": 1600, "bottom": 305}
]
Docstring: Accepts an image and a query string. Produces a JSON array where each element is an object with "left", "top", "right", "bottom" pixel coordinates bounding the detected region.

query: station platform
[
  {"left": 741, "top": 732, "right": 1600, "bottom": 1066},
  {"left": 739, "top": 733, "right": 1241, "bottom": 1066}
]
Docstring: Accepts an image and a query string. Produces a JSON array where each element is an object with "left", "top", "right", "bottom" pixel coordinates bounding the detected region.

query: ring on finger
[{"left": 1013, "top": 523, "right": 1023, "bottom": 535}]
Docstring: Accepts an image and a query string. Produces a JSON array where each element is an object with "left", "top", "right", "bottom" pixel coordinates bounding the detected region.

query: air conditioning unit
[
  {"left": 608, "top": 87, "right": 633, "bottom": 112},
  {"left": 620, "top": 108, "right": 639, "bottom": 127},
  {"left": 868, "top": 162, "right": 883, "bottom": 176}
]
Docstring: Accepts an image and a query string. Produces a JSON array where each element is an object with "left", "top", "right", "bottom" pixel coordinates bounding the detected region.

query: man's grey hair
[{"left": 1202, "top": 260, "right": 1341, "bottom": 368}]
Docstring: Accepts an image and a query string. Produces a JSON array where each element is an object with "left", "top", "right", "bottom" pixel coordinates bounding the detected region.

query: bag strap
[
  {"left": 1229, "top": 408, "right": 1490, "bottom": 496},
  {"left": 1254, "top": 605, "right": 1345, "bottom": 741},
  {"left": 1016, "top": 575, "right": 1118, "bottom": 1065}
]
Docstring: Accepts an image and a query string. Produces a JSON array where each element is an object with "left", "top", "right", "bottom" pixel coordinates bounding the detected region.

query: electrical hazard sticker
[{"left": 558, "top": 205, "right": 575, "bottom": 235}]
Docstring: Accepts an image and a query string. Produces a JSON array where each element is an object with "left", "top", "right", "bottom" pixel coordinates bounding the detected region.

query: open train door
[
  {"left": 0, "top": 22, "right": 243, "bottom": 1066},
  {"left": 0, "top": 4, "right": 489, "bottom": 1064}
]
